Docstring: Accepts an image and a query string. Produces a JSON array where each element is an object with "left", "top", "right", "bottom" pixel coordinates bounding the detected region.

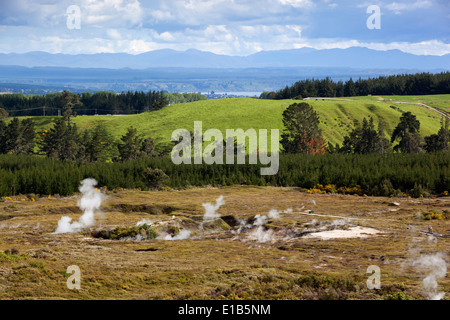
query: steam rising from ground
[
  {"left": 412, "top": 253, "right": 447, "bottom": 300},
  {"left": 199, "top": 196, "right": 291, "bottom": 243},
  {"left": 404, "top": 227, "right": 448, "bottom": 300},
  {"left": 163, "top": 230, "right": 191, "bottom": 241},
  {"left": 202, "top": 195, "right": 225, "bottom": 221},
  {"left": 51, "top": 190, "right": 447, "bottom": 299},
  {"left": 244, "top": 209, "right": 292, "bottom": 243},
  {"left": 55, "top": 179, "right": 105, "bottom": 234},
  {"left": 248, "top": 214, "right": 275, "bottom": 243},
  {"left": 136, "top": 219, "right": 153, "bottom": 227},
  {"left": 134, "top": 218, "right": 192, "bottom": 241}
]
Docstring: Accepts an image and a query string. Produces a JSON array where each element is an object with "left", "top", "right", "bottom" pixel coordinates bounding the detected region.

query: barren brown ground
[{"left": 0, "top": 186, "right": 448, "bottom": 300}]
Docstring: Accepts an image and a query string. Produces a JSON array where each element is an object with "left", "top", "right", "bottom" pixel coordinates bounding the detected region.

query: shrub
[
  {"left": 93, "top": 224, "right": 157, "bottom": 240},
  {"left": 410, "top": 183, "right": 430, "bottom": 198},
  {"left": 166, "top": 225, "right": 180, "bottom": 236},
  {"left": 142, "top": 167, "right": 170, "bottom": 189},
  {"left": 386, "top": 292, "right": 410, "bottom": 300},
  {"left": 294, "top": 274, "right": 357, "bottom": 291},
  {"left": 377, "top": 178, "right": 396, "bottom": 197},
  {"left": 421, "top": 210, "right": 449, "bottom": 221}
]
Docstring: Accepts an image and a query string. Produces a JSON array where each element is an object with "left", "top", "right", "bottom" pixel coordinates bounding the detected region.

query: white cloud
[
  {"left": 294, "top": 38, "right": 450, "bottom": 56},
  {"left": 149, "top": 9, "right": 173, "bottom": 22},
  {"left": 363, "top": 39, "right": 450, "bottom": 56},
  {"left": 386, "top": 0, "right": 432, "bottom": 14},
  {"left": 0, "top": 0, "right": 145, "bottom": 29},
  {"left": 106, "top": 29, "right": 122, "bottom": 40},
  {"left": 155, "top": 31, "right": 175, "bottom": 42},
  {"left": 2, "top": 23, "right": 449, "bottom": 57},
  {"left": 81, "top": 0, "right": 144, "bottom": 27},
  {"left": 0, "top": 0, "right": 447, "bottom": 57},
  {"left": 126, "top": 39, "right": 159, "bottom": 53},
  {"left": 140, "top": 0, "right": 314, "bottom": 27},
  {"left": 278, "top": 0, "right": 313, "bottom": 8}
]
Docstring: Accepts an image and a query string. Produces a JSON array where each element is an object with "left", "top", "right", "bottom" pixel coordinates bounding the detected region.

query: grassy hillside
[
  {"left": 24, "top": 96, "right": 447, "bottom": 148},
  {"left": 351, "top": 94, "right": 450, "bottom": 115}
]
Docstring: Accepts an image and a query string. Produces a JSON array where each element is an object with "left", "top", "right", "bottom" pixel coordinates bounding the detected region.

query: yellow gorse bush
[
  {"left": 307, "top": 184, "right": 363, "bottom": 196},
  {"left": 421, "top": 210, "right": 449, "bottom": 221}
]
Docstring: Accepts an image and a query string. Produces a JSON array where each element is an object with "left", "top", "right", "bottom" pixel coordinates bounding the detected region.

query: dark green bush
[
  {"left": 92, "top": 224, "right": 157, "bottom": 240},
  {"left": 386, "top": 292, "right": 410, "bottom": 300}
]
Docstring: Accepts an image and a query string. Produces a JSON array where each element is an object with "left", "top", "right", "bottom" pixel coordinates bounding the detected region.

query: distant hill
[
  {"left": 0, "top": 65, "right": 426, "bottom": 94},
  {"left": 1, "top": 47, "right": 448, "bottom": 94},
  {"left": 25, "top": 96, "right": 446, "bottom": 147},
  {"left": 0, "top": 47, "right": 449, "bottom": 70}
]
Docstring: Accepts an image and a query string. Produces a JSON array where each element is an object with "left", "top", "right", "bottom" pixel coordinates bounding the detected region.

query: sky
[{"left": 0, "top": 0, "right": 449, "bottom": 56}]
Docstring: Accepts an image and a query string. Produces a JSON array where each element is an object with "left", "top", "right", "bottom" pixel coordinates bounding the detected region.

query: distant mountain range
[
  {"left": 0, "top": 47, "right": 448, "bottom": 94},
  {"left": 0, "top": 47, "right": 449, "bottom": 70}
]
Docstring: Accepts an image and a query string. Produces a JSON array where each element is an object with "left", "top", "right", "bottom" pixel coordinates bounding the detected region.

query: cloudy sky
[{"left": 0, "top": 0, "right": 449, "bottom": 56}]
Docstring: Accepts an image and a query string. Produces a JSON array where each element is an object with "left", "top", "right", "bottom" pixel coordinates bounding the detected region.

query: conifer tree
[
  {"left": 118, "top": 127, "right": 141, "bottom": 161},
  {"left": 281, "top": 103, "right": 326, "bottom": 154},
  {"left": 20, "top": 118, "right": 35, "bottom": 154},
  {"left": 88, "top": 124, "right": 114, "bottom": 162},
  {"left": 118, "top": 127, "right": 156, "bottom": 161},
  {"left": 391, "top": 112, "right": 423, "bottom": 153},
  {"left": 0, "top": 120, "right": 6, "bottom": 154},
  {"left": 424, "top": 118, "right": 450, "bottom": 152},
  {"left": 5, "top": 118, "right": 22, "bottom": 154},
  {"left": 61, "top": 90, "right": 82, "bottom": 121},
  {"left": 40, "top": 117, "right": 79, "bottom": 160},
  {"left": 0, "top": 107, "right": 8, "bottom": 119},
  {"left": 340, "top": 117, "right": 391, "bottom": 154},
  {"left": 140, "top": 137, "right": 157, "bottom": 157}
]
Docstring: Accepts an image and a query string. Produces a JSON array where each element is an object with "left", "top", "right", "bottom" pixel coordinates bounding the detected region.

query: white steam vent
[
  {"left": 202, "top": 195, "right": 225, "bottom": 221},
  {"left": 55, "top": 178, "right": 105, "bottom": 234},
  {"left": 413, "top": 253, "right": 448, "bottom": 300}
]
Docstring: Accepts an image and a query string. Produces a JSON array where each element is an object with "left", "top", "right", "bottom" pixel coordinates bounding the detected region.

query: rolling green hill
[{"left": 24, "top": 96, "right": 447, "bottom": 148}]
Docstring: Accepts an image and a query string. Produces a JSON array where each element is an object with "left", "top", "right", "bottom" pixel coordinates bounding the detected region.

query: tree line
[
  {"left": 280, "top": 102, "right": 450, "bottom": 155},
  {"left": 0, "top": 102, "right": 448, "bottom": 162},
  {"left": 38, "top": 119, "right": 161, "bottom": 163},
  {"left": 262, "top": 72, "right": 450, "bottom": 99},
  {"left": 0, "top": 90, "right": 207, "bottom": 117},
  {"left": 0, "top": 152, "right": 447, "bottom": 197}
]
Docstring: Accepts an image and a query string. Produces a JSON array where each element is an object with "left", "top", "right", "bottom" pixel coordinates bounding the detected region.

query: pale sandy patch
[{"left": 304, "top": 226, "right": 381, "bottom": 240}]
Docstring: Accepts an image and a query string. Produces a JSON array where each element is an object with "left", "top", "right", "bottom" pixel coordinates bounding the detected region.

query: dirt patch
[
  {"left": 0, "top": 214, "right": 17, "bottom": 222},
  {"left": 48, "top": 206, "right": 81, "bottom": 215},
  {"left": 108, "top": 204, "right": 178, "bottom": 215},
  {"left": 201, "top": 218, "right": 232, "bottom": 231},
  {"left": 303, "top": 226, "right": 381, "bottom": 240}
]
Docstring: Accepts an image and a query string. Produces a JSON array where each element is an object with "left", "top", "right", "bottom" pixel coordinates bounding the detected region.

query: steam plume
[
  {"left": 163, "top": 230, "right": 191, "bottom": 241},
  {"left": 413, "top": 253, "right": 447, "bottom": 300},
  {"left": 136, "top": 219, "right": 153, "bottom": 227},
  {"left": 246, "top": 209, "right": 291, "bottom": 243},
  {"left": 202, "top": 195, "right": 225, "bottom": 221},
  {"left": 55, "top": 178, "right": 105, "bottom": 234}
]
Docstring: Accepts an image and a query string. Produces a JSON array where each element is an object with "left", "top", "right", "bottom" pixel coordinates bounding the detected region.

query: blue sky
[{"left": 0, "top": 0, "right": 448, "bottom": 56}]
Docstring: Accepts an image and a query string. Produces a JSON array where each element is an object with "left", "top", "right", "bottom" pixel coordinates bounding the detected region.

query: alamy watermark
[
  {"left": 66, "top": 5, "right": 81, "bottom": 30},
  {"left": 171, "top": 121, "right": 280, "bottom": 176},
  {"left": 367, "top": 5, "right": 381, "bottom": 30},
  {"left": 66, "top": 265, "right": 81, "bottom": 290},
  {"left": 367, "top": 265, "right": 381, "bottom": 290}
]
